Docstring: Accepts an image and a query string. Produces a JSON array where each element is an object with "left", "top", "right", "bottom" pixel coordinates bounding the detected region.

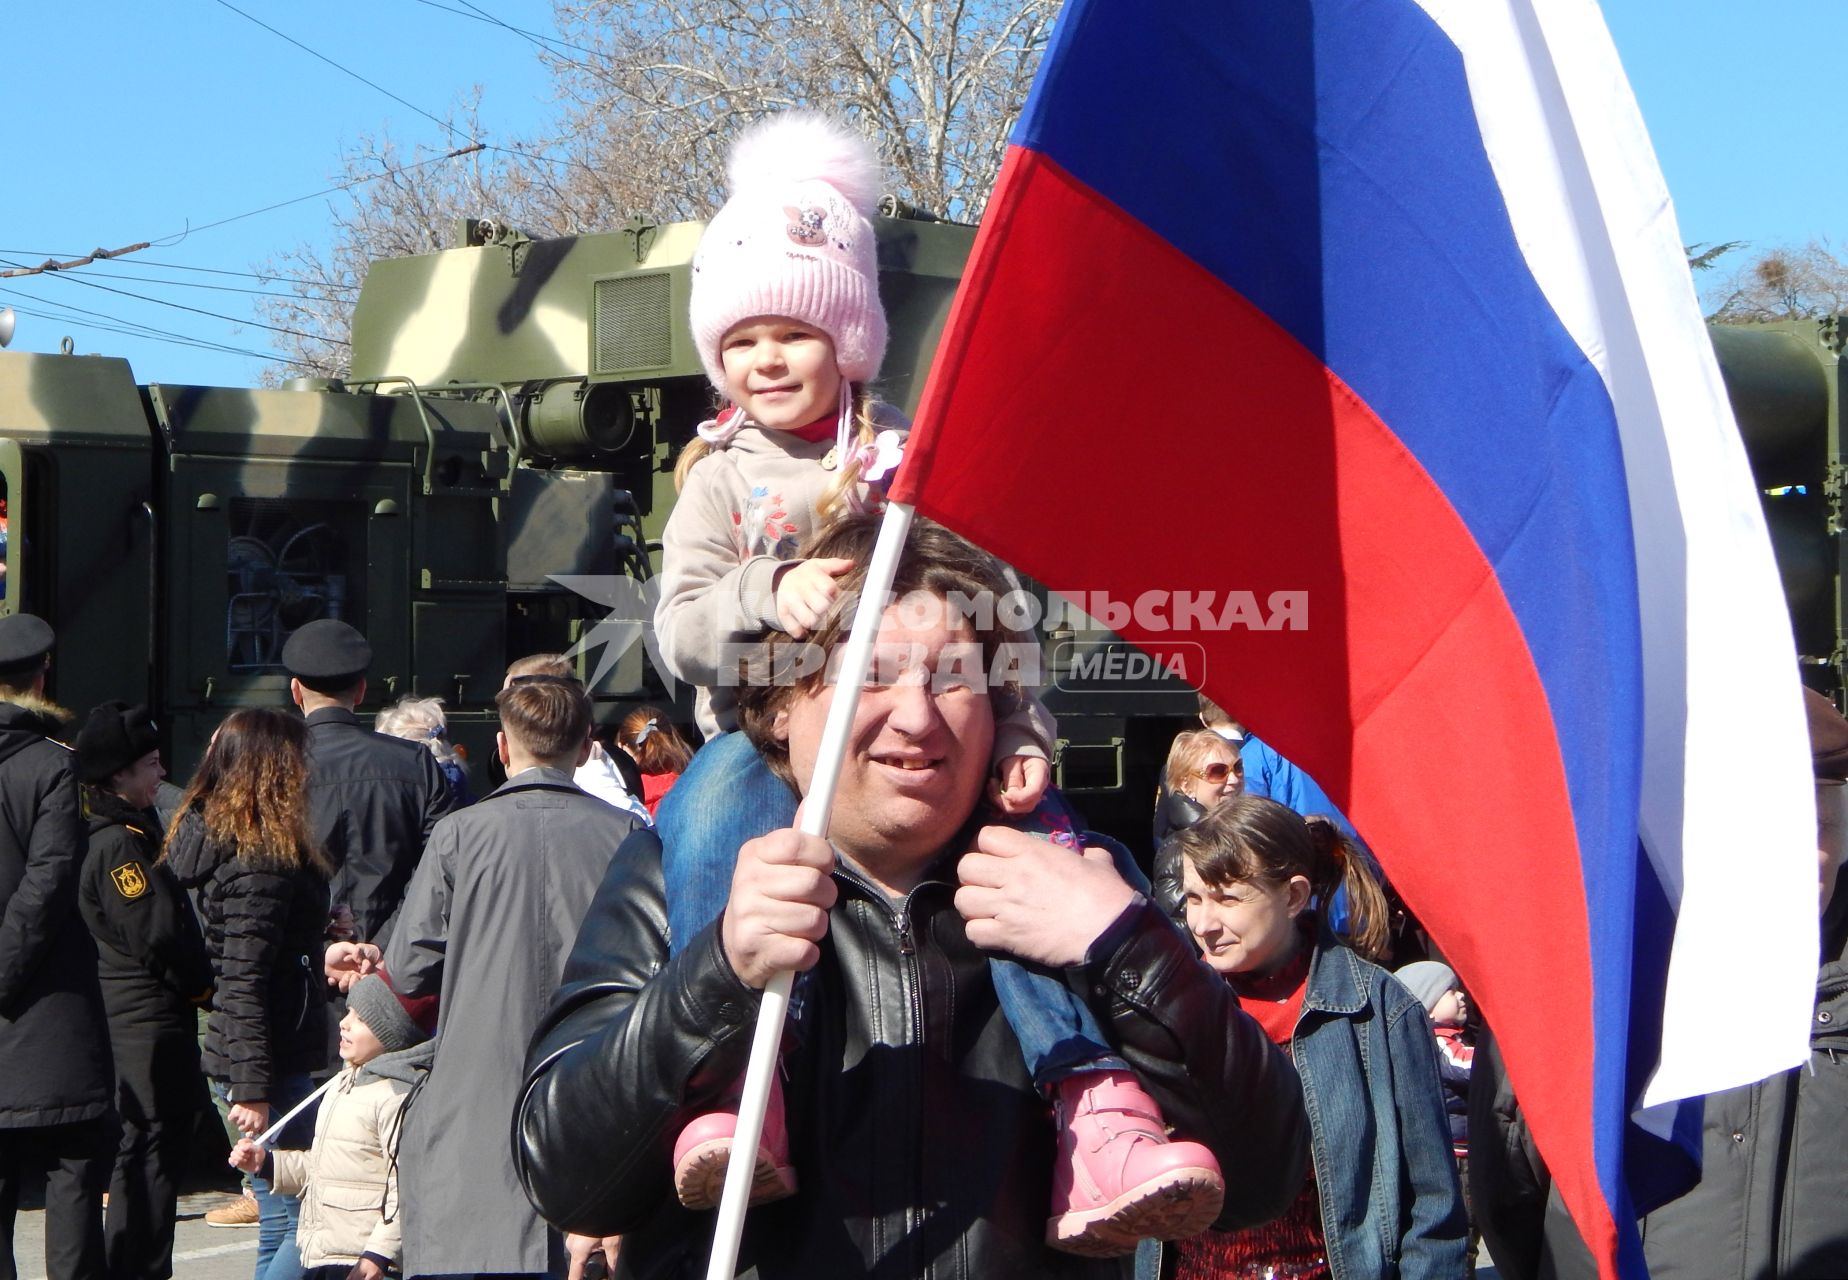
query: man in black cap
[
  {"left": 0, "top": 615, "right": 114, "bottom": 1280},
  {"left": 282, "top": 618, "right": 454, "bottom": 949},
  {"left": 75, "top": 702, "right": 212, "bottom": 1280}
]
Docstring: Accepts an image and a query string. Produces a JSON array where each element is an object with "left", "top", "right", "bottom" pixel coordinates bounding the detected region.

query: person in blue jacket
[{"left": 1154, "top": 695, "right": 1361, "bottom": 846}]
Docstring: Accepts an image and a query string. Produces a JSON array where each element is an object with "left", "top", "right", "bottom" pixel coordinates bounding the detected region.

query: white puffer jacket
[{"left": 271, "top": 1041, "right": 431, "bottom": 1271}]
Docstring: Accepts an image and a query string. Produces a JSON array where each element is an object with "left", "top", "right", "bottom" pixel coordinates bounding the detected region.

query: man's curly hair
[
  {"left": 161, "top": 707, "right": 328, "bottom": 875},
  {"left": 732, "top": 513, "right": 1037, "bottom": 786}
]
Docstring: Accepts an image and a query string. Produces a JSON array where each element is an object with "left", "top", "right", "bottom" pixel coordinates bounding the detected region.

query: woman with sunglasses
[{"left": 1152, "top": 730, "right": 1246, "bottom": 926}]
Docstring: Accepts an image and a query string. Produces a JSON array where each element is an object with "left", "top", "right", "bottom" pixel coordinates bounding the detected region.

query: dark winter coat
[
  {"left": 1465, "top": 1028, "right": 1550, "bottom": 1280},
  {"left": 79, "top": 786, "right": 213, "bottom": 1122},
  {"left": 516, "top": 824, "right": 1311, "bottom": 1280},
  {"left": 0, "top": 696, "right": 115, "bottom": 1129},
  {"left": 1634, "top": 924, "right": 1848, "bottom": 1280},
  {"left": 163, "top": 810, "right": 331, "bottom": 1103},
  {"left": 1151, "top": 791, "right": 1209, "bottom": 927},
  {"left": 303, "top": 706, "right": 453, "bottom": 946},
  {"left": 1471, "top": 922, "right": 1848, "bottom": 1280},
  {"left": 80, "top": 787, "right": 213, "bottom": 1028}
]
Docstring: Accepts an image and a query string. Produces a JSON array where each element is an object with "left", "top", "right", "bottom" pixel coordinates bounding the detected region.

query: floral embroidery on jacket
[{"left": 734, "top": 486, "right": 801, "bottom": 559}]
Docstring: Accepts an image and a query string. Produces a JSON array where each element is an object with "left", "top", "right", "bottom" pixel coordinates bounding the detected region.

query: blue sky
[{"left": 5, "top": 1, "right": 1841, "bottom": 388}]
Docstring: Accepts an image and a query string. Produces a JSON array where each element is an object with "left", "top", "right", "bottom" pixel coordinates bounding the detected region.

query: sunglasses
[
  {"left": 1199, "top": 761, "right": 1239, "bottom": 784},
  {"left": 508, "top": 673, "right": 583, "bottom": 689}
]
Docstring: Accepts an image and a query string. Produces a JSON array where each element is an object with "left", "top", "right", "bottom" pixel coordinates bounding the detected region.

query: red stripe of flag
[{"left": 892, "top": 143, "right": 1616, "bottom": 1268}]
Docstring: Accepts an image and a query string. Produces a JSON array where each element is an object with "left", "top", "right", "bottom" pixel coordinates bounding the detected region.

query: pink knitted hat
[{"left": 689, "top": 114, "right": 888, "bottom": 391}]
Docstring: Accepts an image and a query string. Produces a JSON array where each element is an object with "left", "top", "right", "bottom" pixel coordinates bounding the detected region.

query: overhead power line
[
  {"left": 0, "top": 137, "right": 479, "bottom": 301},
  {"left": 0, "top": 242, "right": 154, "bottom": 280},
  {"left": 0, "top": 257, "right": 350, "bottom": 348},
  {"left": 111, "top": 259, "right": 359, "bottom": 289},
  {"left": 407, "top": 0, "right": 603, "bottom": 60},
  {"left": 206, "top": 0, "right": 472, "bottom": 145},
  {"left": 0, "top": 290, "right": 315, "bottom": 368},
  {"left": 0, "top": 253, "right": 356, "bottom": 291},
  {"left": 8, "top": 307, "right": 299, "bottom": 367},
  {"left": 58, "top": 270, "right": 353, "bottom": 301},
  {"left": 157, "top": 142, "right": 486, "bottom": 241}
]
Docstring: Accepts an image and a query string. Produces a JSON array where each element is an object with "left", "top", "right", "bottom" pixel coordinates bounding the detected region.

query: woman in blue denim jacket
[{"left": 1146, "top": 794, "right": 1467, "bottom": 1280}]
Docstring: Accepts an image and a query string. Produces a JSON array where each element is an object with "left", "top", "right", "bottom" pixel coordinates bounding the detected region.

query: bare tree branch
[
  {"left": 254, "top": 0, "right": 1059, "bottom": 381},
  {"left": 1705, "top": 239, "right": 1848, "bottom": 323}
]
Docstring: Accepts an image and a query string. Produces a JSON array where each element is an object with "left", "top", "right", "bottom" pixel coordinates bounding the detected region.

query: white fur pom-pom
[{"left": 726, "top": 112, "right": 884, "bottom": 214}]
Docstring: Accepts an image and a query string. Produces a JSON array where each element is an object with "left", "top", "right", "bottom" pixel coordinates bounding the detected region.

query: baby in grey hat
[{"left": 1394, "top": 960, "right": 1473, "bottom": 1162}]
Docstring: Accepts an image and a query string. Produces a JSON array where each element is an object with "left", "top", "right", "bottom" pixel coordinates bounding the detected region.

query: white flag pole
[
  {"left": 705, "top": 499, "right": 916, "bottom": 1280},
  {"left": 251, "top": 1073, "right": 340, "bottom": 1149}
]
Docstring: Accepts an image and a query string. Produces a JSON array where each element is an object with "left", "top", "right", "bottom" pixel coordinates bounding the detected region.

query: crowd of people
[
  {"left": 0, "top": 612, "right": 690, "bottom": 1280},
  {"left": 2, "top": 104, "right": 1845, "bottom": 1280}
]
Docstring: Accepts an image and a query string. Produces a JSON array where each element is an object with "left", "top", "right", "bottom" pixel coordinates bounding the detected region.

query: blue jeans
[
  {"left": 657, "top": 732, "right": 800, "bottom": 958},
  {"left": 655, "top": 732, "right": 1132, "bottom": 1086},
  {"left": 212, "top": 1073, "right": 315, "bottom": 1280}
]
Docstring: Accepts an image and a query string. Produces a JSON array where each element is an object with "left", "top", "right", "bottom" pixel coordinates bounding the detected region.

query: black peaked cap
[
  {"left": 0, "top": 613, "right": 53, "bottom": 676},
  {"left": 281, "top": 619, "right": 372, "bottom": 685}
]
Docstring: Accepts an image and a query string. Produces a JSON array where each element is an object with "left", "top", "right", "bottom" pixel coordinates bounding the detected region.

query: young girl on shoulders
[
  {"left": 648, "top": 112, "right": 1221, "bottom": 1257},
  {"left": 1169, "top": 795, "right": 1467, "bottom": 1280},
  {"left": 650, "top": 112, "right": 1060, "bottom": 950}
]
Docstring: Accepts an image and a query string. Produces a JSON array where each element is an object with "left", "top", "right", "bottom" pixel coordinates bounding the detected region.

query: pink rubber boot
[
  {"left": 671, "top": 1069, "right": 798, "bottom": 1211},
  {"left": 1045, "top": 1070, "right": 1225, "bottom": 1256}
]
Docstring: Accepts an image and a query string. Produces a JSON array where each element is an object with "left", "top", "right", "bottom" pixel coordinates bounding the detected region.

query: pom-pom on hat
[
  {"left": 1393, "top": 961, "right": 1459, "bottom": 1013},
  {"left": 688, "top": 113, "right": 888, "bottom": 392},
  {"left": 76, "top": 701, "right": 161, "bottom": 783}
]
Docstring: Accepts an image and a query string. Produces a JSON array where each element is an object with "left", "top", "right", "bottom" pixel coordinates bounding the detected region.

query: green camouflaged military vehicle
[
  {"left": 1, "top": 209, "right": 1833, "bottom": 846},
  {"left": 0, "top": 208, "right": 1205, "bottom": 843},
  {"left": 1707, "top": 317, "right": 1843, "bottom": 694}
]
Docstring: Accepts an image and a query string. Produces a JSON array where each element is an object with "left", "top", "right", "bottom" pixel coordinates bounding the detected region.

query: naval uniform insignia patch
[{"left": 110, "top": 862, "right": 149, "bottom": 900}]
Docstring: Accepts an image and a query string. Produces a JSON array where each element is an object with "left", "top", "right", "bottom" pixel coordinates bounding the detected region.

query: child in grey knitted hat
[
  {"left": 231, "top": 975, "right": 433, "bottom": 1279},
  {"left": 1395, "top": 959, "right": 1476, "bottom": 1262},
  {"left": 1394, "top": 962, "right": 1474, "bottom": 1152}
]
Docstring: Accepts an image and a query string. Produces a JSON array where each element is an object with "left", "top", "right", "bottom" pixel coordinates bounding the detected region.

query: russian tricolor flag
[{"left": 888, "top": 1, "right": 1817, "bottom": 1274}]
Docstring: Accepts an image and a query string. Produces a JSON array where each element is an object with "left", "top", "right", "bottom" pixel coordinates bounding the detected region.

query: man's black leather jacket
[
  {"left": 516, "top": 828, "right": 1309, "bottom": 1279},
  {"left": 1152, "top": 791, "right": 1211, "bottom": 928}
]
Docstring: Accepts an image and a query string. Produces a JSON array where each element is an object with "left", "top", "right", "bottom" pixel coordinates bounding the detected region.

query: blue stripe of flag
[{"left": 1014, "top": 0, "right": 1648, "bottom": 1239}]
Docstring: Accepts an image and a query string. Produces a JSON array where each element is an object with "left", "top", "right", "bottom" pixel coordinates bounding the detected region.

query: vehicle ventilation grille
[{"left": 593, "top": 274, "right": 672, "bottom": 374}]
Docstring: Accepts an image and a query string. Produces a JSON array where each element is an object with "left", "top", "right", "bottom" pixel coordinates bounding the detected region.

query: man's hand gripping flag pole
[{"left": 704, "top": 501, "right": 917, "bottom": 1280}]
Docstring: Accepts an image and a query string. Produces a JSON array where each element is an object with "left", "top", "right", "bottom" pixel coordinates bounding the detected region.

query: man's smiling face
[{"left": 775, "top": 592, "right": 996, "bottom": 892}]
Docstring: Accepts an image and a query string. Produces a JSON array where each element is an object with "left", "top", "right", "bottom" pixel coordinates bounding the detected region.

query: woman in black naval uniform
[{"left": 76, "top": 702, "right": 213, "bottom": 1280}]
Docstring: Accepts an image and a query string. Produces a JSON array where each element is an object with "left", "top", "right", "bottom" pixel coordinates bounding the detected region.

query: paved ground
[
  {"left": 9, "top": 1188, "right": 259, "bottom": 1280},
  {"left": 6, "top": 1189, "right": 1505, "bottom": 1279}
]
